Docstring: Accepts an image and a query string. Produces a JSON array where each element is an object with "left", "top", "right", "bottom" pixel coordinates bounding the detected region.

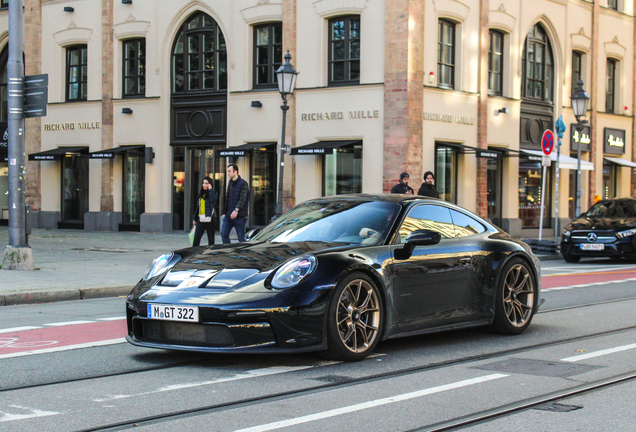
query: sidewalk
[
  {"left": 0, "top": 227, "right": 560, "bottom": 306},
  {"left": 0, "top": 227, "right": 219, "bottom": 306}
]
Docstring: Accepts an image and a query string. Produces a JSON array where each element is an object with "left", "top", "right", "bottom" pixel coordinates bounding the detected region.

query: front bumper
[
  {"left": 125, "top": 288, "right": 331, "bottom": 354},
  {"left": 561, "top": 238, "right": 636, "bottom": 258}
]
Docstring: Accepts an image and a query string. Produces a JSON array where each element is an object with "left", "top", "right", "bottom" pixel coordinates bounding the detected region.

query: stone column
[
  {"left": 24, "top": 0, "right": 42, "bottom": 214},
  {"left": 476, "top": 0, "right": 489, "bottom": 218},
  {"left": 588, "top": 0, "right": 599, "bottom": 206},
  {"left": 382, "top": 0, "right": 424, "bottom": 192},
  {"left": 282, "top": 0, "right": 297, "bottom": 211},
  {"left": 101, "top": 0, "right": 114, "bottom": 213}
]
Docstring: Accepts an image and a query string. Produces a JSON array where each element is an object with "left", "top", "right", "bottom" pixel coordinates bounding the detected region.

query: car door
[{"left": 387, "top": 204, "right": 474, "bottom": 332}]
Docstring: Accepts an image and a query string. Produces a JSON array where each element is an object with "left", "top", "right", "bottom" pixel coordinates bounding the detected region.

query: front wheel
[
  {"left": 321, "top": 272, "right": 383, "bottom": 362},
  {"left": 491, "top": 258, "right": 537, "bottom": 335}
]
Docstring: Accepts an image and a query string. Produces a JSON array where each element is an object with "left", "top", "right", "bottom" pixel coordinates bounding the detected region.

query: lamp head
[
  {"left": 571, "top": 79, "right": 590, "bottom": 121},
  {"left": 275, "top": 51, "right": 299, "bottom": 99}
]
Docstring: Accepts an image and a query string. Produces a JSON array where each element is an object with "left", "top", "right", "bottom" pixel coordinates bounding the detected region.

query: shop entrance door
[
  {"left": 173, "top": 147, "right": 225, "bottom": 231},
  {"left": 250, "top": 147, "right": 277, "bottom": 226},
  {"left": 486, "top": 156, "right": 502, "bottom": 227},
  {"left": 60, "top": 152, "right": 88, "bottom": 229},
  {"left": 121, "top": 148, "right": 145, "bottom": 230}
]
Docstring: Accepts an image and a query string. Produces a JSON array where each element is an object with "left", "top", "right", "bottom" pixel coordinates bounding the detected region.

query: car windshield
[
  {"left": 585, "top": 200, "right": 636, "bottom": 218},
  {"left": 252, "top": 199, "right": 401, "bottom": 245}
]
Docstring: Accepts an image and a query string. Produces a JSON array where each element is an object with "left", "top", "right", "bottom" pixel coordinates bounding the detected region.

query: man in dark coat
[
  {"left": 221, "top": 164, "right": 249, "bottom": 243},
  {"left": 390, "top": 172, "right": 414, "bottom": 194},
  {"left": 418, "top": 171, "right": 439, "bottom": 198}
]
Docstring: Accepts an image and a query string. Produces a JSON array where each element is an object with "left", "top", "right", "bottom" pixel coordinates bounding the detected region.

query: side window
[
  {"left": 449, "top": 209, "right": 486, "bottom": 237},
  {"left": 397, "top": 205, "right": 455, "bottom": 243}
]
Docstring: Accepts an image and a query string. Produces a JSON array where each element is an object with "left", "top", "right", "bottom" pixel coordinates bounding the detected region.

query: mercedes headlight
[
  {"left": 616, "top": 228, "right": 636, "bottom": 239},
  {"left": 143, "top": 252, "right": 180, "bottom": 281},
  {"left": 562, "top": 230, "right": 571, "bottom": 238},
  {"left": 271, "top": 256, "right": 317, "bottom": 289}
]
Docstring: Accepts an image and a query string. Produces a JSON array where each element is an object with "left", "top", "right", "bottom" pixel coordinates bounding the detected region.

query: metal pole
[
  {"left": 575, "top": 124, "right": 583, "bottom": 217},
  {"left": 275, "top": 98, "right": 289, "bottom": 217},
  {"left": 555, "top": 138, "right": 560, "bottom": 244},
  {"left": 539, "top": 164, "right": 547, "bottom": 241},
  {"left": 8, "top": 0, "right": 26, "bottom": 246}
]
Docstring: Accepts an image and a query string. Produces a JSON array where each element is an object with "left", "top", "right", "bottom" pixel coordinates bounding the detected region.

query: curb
[
  {"left": 536, "top": 254, "right": 562, "bottom": 262},
  {"left": 1, "top": 286, "right": 132, "bottom": 306}
]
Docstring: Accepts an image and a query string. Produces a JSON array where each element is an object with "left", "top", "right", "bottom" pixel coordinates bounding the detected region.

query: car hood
[
  {"left": 565, "top": 216, "right": 636, "bottom": 231},
  {"left": 157, "top": 241, "right": 352, "bottom": 290}
]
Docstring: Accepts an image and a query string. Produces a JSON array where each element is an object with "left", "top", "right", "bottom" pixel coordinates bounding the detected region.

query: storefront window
[
  {"left": 323, "top": 144, "right": 362, "bottom": 195},
  {"left": 603, "top": 159, "right": 616, "bottom": 199},
  {"left": 518, "top": 154, "right": 551, "bottom": 228},
  {"left": 435, "top": 144, "right": 457, "bottom": 203}
]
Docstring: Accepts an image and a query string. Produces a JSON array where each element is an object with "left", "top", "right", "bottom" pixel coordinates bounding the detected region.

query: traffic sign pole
[{"left": 538, "top": 130, "right": 555, "bottom": 242}]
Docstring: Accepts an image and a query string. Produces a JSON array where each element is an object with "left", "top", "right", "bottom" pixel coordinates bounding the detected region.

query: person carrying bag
[{"left": 191, "top": 176, "right": 218, "bottom": 246}]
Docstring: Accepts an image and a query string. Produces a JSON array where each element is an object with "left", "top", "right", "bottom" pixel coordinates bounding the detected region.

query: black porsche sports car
[
  {"left": 126, "top": 194, "right": 541, "bottom": 361},
  {"left": 561, "top": 197, "right": 636, "bottom": 262}
]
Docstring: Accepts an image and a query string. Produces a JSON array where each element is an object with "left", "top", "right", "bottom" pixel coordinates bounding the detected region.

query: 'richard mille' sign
[
  {"left": 301, "top": 110, "right": 380, "bottom": 121},
  {"left": 44, "top": 122, "right": 101, "bottom": 131}
]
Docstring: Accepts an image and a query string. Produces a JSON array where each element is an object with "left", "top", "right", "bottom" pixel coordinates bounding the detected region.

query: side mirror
[
  {"left": 245, "top": 228, "right": 261, "bottom": 241},
  {"left": 395, "top": 229, "right": 441, "bottom": 260}
]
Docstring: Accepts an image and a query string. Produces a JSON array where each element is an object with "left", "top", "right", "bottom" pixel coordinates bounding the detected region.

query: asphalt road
[{"left": 1, "top": 259, "right": 636, "bottom": 431}]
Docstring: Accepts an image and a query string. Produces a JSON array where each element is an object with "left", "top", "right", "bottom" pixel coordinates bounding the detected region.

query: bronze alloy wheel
[
  {"left": 336, "top": 278, "right": 381, "bottom": 354},
  {"left": 502, "top": 263, "right": 535, "bottom": 327}
]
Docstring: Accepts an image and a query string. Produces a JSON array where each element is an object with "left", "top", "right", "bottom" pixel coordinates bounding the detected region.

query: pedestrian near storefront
[
  {"left": 418, "top": 171, "right": 439, "bottom": 198},
  {"left": 222, "top": 164, "right": 250, "bottom": 244},
  {"left": 192, "top": 176, "right": 218, "bottom": 247},
  {"left": 391, "top": 172, "right": 414, "bottom": 194}
]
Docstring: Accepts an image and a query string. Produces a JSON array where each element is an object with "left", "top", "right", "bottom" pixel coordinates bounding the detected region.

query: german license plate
[
  {"left": 581, "top": 243, "right": 604, "bottom": 251},
  {"left": 147, "top": 304, "right": 199, "bottom": 322}
]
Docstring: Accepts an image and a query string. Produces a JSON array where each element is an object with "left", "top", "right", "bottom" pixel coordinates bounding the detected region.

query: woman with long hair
[{"left": 192, "top": 176, "right": 218, "bottom": 246}]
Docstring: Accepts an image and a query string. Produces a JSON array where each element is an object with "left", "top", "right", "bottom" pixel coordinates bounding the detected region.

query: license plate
[
  {"left": 581, "top": 243, "right": 604, "bottom": 251},
  {"left": 147, "top": 304, "right": 199, "bottom": 322}
]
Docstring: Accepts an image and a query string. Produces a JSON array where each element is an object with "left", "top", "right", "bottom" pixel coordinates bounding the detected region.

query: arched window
[
  {"left": 521, "top": 24, "right": 553, "bottom": 102},
  {"left": 172, "top": 12, "right": 227, "bottom": 94}
]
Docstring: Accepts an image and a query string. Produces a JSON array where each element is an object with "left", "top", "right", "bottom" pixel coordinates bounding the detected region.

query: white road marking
[
  {"left": 93, "top": 366, "right": 316, "bottom": 402},
  {"left": 234, "top": 374, "right": 509, "bottom": 432},
  {"left": 0, "top": 338, "right": 126, "bottom": 359},
  {"left": 561, "top": 343, "right": 636, "bottom": 362},
  {"left": 96, "top": 317, "right": 126, "bottom": 321},
  {"left": 43, "top": 320, "right": 95, "bottom": 326},
  {"left": 0, "top": 326, "right": 42, "bottom": 334},
  {"left": 0, "top": 405, "right": 60, "bottom": 423},
  {"left": 543, "top": 277, "right": 636, "bottom": 291}
]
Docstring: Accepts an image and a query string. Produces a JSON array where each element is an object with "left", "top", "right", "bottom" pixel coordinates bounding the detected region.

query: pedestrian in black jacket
[
  {"left": 390, "top": 172, "right": 414, "bottom": 194},
  {"left": 418, "top": 171, "right": 439, "bottom": 198},
  {"left": 192, "top": 176, "right": 218, "bottom": 246},
  {"left": 221, "top": 164, "right": 249, "bottom": 243}
]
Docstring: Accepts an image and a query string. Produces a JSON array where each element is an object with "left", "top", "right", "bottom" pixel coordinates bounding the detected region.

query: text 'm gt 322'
[{"left": 126, "top": 194, "right": 542, "bottom": 361}]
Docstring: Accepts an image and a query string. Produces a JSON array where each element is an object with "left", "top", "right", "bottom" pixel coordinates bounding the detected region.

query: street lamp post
[
  {"left": 274, "top": 51, "right": 299, "bottom": 217},
  {"left": 571, "top": 79, "right": 590, "bottom": 217}
]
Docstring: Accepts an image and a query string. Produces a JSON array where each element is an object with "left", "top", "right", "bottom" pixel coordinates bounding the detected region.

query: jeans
[
  {"left": 192, "top": 221, "right": 215, "bottom": 246},
  {"left": 221, "top": 215, "right": 246, "bottom": 244}
]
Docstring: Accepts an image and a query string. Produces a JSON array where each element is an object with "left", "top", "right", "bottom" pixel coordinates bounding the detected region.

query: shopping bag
[{"left": 188, "top": 226, "right": 196, "bottom": 246}]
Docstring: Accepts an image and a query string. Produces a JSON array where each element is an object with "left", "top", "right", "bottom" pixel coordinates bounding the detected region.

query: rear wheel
[
  {"left": 491, "top": 258, "right": 537, "bottom": 335},
  {"left": 321, "top": 272, "right": 383, "bottom": 362},
  {"left": 562, "top": 253, "right": 580, "bottom": 263}
]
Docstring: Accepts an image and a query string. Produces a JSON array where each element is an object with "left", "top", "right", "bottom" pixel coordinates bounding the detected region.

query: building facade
[{"left": 0, "top": 0, "right": 634, "bottom": 238}]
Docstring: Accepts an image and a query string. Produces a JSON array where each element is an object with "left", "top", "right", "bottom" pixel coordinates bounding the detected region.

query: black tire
[
  {"left": 562, "top": 253, "right": 581, "bottom": 263},
  {"left": 491, "top": 258, "right": 537, "bottom": 335},
  {"left": 320, "top": 272, "right": 384, "bottom": 362}
]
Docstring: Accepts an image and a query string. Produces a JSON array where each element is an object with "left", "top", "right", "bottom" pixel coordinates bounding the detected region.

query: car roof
[{"left": 313, "top": 193, "right": 440, "bottom": 205}]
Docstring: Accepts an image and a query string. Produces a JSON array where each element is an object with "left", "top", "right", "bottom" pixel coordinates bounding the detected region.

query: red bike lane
[
  {"left": 542, "top": 269, "right": 636, "bottom": 290},
  {"left": 0, "top": 319, "right": 127, "bottom": 358}
]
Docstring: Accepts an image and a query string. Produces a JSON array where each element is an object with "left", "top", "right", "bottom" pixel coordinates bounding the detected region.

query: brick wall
[
  {"left": 282, "top": 0, "right": 297, "bottom": 211},
  {"left": 101, "top": 0, "right": 114, "bottom": 212}
]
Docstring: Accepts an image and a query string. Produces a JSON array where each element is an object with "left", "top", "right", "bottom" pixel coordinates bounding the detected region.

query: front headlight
[
  {"left": 562, "top": 230, "right": 571, "bottom": 238},
  {"left": 143, "top": 252, "right": 180, "bottom": 281},
  {"left": 271, "top": 256, "right": 317, "bottom": 289},
  {"left": 616, "top": 228, "right": 636, "bottom": 239}
]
